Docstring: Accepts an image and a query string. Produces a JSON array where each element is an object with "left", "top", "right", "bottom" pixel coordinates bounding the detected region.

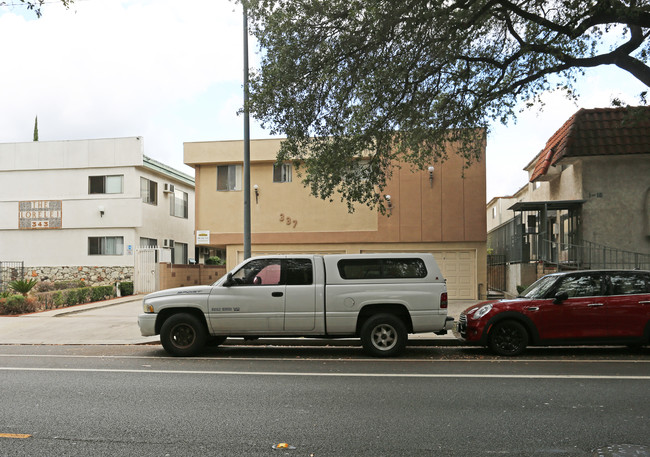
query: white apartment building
[{"left": 0, "top": 137, "right": 195, "bottom": 285}]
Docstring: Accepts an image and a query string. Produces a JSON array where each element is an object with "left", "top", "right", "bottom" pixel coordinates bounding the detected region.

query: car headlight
[
  {"left": 472, "top": 304, "right": 493, "bottom": 319},
  {"left": 143, "top": 301, "right": 155, "bottom": 313}
]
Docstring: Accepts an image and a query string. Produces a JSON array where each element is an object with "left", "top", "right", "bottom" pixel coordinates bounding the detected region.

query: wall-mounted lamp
[
  {"left": 384, "top": 194, "right": 393, "bottom": 215},
  {"left": 428, "top": 166, "right": 435, "bottom": 186},
  {"left": 253, "top": 184, "right": 259, "bottom": 204},
  {"left": 98, "top": 205, "right": 105, "bottom": 217}
]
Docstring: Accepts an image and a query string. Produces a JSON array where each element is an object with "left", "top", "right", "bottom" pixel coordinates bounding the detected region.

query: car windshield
[{"left": 518, "top": 275, "right": 558, "bottom": 299}]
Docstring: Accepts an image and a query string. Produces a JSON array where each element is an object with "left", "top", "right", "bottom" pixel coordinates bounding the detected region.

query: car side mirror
[
  {"left": 223, "top": 272, "right": 234, "bottom": 287},
  {"left": 553, "top": 291, "right": 569, "bottom": 304}
]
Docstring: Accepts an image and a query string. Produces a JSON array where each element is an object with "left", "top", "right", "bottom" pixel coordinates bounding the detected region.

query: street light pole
[{"left": 243, "top": 2, "right": 251, "bottom": 260}]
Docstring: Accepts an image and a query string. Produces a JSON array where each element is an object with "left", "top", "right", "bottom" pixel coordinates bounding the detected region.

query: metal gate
[
  {"left": 0, "top": 261, "right": 24, "bottom": 292},
  {"left": 134, "top": 248, "right": 159, "bottom": 294},
  {"left": 487, "top": 254, "right": 506, "bottom": 294}
]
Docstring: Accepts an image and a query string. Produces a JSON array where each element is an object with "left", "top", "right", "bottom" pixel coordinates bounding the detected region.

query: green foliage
[
  {"left": 119, "top": 282, "right": 134, "bottom": 296},
  {"left": 244, "top": 0, "right": 650, "bottom": 209},
  {"left": 205, "top": 256, "right": 225, "bottom": 265},
  {"left": 9, "top": 278, "right": 38, "bottom": 296},
  {"left": 0, "top": 295, "right": 37, "bottom": 315},
  {"left": 33, "top": 115, "right": 38, "bottom": 141},
  {"left": 517, "top": 285, "right": 527, "bottom": 294},
  {"left": 91, "top": 286, "right": 114, "bottom": 302}
]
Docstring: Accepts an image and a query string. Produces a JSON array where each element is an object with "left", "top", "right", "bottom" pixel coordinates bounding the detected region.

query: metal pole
[{"left": 243, "top": 3, "right": 251, "bottom": 260}]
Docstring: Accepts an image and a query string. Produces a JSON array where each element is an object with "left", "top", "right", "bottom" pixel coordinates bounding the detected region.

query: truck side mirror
[
  {"left": 223, "top": 272, "right": 234, "bottom": 287},
  {"left": 553, "top": 291, "right": 569, "bottom": 304}
]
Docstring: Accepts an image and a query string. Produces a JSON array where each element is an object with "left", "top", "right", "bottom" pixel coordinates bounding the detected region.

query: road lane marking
[
  {"left": 0, "top": 433, "right": 31, "bottom": 439},
  {"left": 0, "top": 367, "right": 649, "bottom": 380},
  {"left": 0, "top": 354, "right": 648, "bottom": 363}
]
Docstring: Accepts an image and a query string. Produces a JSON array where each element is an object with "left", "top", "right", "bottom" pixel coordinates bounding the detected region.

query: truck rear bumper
[{"left": 138, "top": 313, "right": 157, "bottom": 336}]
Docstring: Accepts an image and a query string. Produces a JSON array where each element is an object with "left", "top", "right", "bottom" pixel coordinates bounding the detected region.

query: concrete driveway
[{"left": 0, "top": 295, "right": 479, "bottom": 346}]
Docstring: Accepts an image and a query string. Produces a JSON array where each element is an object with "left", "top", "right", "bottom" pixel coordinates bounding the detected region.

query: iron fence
[
  {"left": 541, "top": 240, "right": 650, "bottom": 271},
  {"left": 0, "top": 261, "right": 25, "bottom": 292}
]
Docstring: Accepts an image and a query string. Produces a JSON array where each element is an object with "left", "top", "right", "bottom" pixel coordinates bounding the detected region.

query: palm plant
[{"left": 9, "top": 278, "right": 39, "bottom": 296}]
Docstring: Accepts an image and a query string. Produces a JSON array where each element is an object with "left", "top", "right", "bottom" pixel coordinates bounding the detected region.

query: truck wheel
[
  {"left": 488, "top": 320, "right": 528, "bottom": 356},
  {"left": 360, "top": 314, "right": 407, "bottom": 357},
  {"left": 160, "top": 313, "right": 207, "bottom": 357}
]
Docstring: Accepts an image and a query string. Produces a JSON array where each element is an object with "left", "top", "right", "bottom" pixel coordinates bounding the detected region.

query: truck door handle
[
  {"left": 526, "top": 307, "right": 539, "bottom": 311},
  {"left": 272, "top": 292, "right": 284, "bottom": 297},
  {"left": 588, "top": 303, "right": 604, "bottom": 307}
]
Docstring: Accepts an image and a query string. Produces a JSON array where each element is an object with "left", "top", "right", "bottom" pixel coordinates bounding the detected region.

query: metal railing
[
  {"left": 540, "top": 240, "right": 650, "bottom": 271},
  {"left": 0, "top": 261, "right": 25, "bottom": 292}
]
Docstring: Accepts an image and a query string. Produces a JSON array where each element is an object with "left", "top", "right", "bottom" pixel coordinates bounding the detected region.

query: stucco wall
[{"left": 580, "top": 155, "right": 650, "bottom": 252}]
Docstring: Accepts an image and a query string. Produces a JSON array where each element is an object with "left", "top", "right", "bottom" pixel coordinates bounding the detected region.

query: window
[
  {"left": 173, "top": 242, "right": 188, "bottom": 264},
  {"left": 232, "top": 259, "right": 282, "bottom": 285},
  {"left": 140, "top": 177, "right": 158, "bottom": 205},
  {"left": 217, "top": 165, "right": 242, "bottom": 191},
  {"left": 140, "top": 237, "right": 158, "bottom": 248},
  {"left": 337, "top": 258, "right": 428, "bottom": 280},
  {"left": 285, "top": 259, "right": 313, "bottom": 285},
  {"left": 89, "top": 175, "right": 123, "bottom": 194},
  {"left": 608, "top": 272, "right": 650, "bottom": 295},
  {"left": 553, "top": 273, "right": 604, "bottom": 298},
  {"left": 170, "top": 189, "right": 188, "bottom": 218},
  {"left": 273, "top": 163, "right": 292, "bottom": 183},
  {"left": 88, "top": 236, "right": 124, "bottom": 255},
  {"left": 491, "top": 207, "right": 497, "bottom": 219}
]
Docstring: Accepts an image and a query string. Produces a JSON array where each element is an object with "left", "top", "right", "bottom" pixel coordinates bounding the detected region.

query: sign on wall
[
  {"left": 19, "top": 200, "right": 62, "bottom": 229},
  {"left": 196, "top": 230, "right": 210, "bottom": 245}
]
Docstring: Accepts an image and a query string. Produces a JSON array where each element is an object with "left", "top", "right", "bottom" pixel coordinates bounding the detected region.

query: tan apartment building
[{"left": 184, "top": 138, "right": 487, "bottom": 299}]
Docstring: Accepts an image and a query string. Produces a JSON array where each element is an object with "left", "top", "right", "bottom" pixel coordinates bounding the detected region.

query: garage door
[{"left": 431, "top": 250, "right": 476, "bottom": 299}]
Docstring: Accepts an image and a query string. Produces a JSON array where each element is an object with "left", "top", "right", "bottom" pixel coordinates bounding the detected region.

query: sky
[{"left": 1, "top": 0, "right": 647, "bottom": 201}]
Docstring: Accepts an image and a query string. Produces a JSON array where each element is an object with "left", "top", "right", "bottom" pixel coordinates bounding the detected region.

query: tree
[
  {"left": 243, "top": 0, "right": 650, "bottom": 210},
  {"left": 0, "top": 0, "right": 73, "bottom": 18},
  {"left": 33, "top": 116, "right": 38, "bottom": 141}
]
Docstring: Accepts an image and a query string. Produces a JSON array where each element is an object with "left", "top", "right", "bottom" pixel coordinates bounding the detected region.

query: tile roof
[{"left": 530, "top": 106, "right": 650, "bottom": 181}]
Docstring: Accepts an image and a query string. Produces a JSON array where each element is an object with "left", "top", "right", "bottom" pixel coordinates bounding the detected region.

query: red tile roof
[{"left": 530, "top": 106, "right": 650, "bottom": 182}]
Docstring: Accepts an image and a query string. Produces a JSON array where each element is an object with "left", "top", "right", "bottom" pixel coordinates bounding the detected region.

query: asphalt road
[{"left": 0, "top": 345, "right": 648, "bottom": 457}]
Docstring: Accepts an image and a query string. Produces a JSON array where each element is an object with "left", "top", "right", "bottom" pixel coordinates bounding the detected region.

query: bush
[
  {"left": 91, "top": 285, "right": 114, "bottom": 302},
  {"left": 9, "top": 278, "right": 38, "bottom": 296},
  {"left": 0, "top": 295, "right": 37, "bottom": 315},
  {"left": 205, "top": 256, "right": 225, "bottom": 265},
  {"left": 119, "top": 282, "right": 134, "bottom": 296},
  {"left": 54, "top": 280, "right": 85, "bottom": 290}
]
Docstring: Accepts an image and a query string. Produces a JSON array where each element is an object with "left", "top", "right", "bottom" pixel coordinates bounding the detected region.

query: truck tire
[
  {"left": 360, "top": 314, "right": 407, "bottom": 357},
  {"left": 160, "top": 313, "right": 207, "bottom": 357}
]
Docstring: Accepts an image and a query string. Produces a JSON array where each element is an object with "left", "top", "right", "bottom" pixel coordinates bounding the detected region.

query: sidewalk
[{"left": 0, "top": 295, "right": 479, "bottom": 346}]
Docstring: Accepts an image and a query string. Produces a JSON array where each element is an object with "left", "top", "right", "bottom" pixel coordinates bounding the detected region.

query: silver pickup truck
[{"left": 138, "top": 253, "right": 452, "bottom": 357}]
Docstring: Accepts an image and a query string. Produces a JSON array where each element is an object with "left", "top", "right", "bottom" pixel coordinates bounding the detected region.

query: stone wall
[{"left": 26, "top": 266, "right": 134, "bottom": 287}]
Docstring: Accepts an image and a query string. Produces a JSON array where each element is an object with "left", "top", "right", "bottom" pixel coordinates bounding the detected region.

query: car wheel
[
  {"left": 360, "top": 314, "right": 407, "bottom": 357},
  {"left": 489, "top": 320, "right": 529, "bottom": 356},
  {"left": 160, "top": 313, "right": 207, "bottom": 357}
]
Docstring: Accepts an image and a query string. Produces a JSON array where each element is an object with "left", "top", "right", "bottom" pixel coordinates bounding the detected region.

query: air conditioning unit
[
  {"left": 163, "top": 183, "right": 175, "bottom": 193},
  {"left": 162, "top": 239, "right": 175, "bottom": 248}
]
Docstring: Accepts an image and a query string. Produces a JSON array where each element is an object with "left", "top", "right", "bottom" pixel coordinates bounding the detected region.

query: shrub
[
  {"left": 54, "top": 280, "right": 85, "bottom": 290},
  {"left": 91, "top": 285, "right": 114, "bottom": 302},
  {"left": 9, "top": 278, "right": 38, "bottom": 296},
  {"left": 205, "top": 256, "right": 225, "bottom": 265},
  {"left": 119, "top": 282, "right": 134, "bottom": 296},
  {"left": 0, "top": 295, "right": 37, "bottom": 315}
]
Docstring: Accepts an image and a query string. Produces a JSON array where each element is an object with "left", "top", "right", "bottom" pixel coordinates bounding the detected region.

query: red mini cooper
[{"left": 456, "top": 270, "right": 650, "bottom": 356}]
